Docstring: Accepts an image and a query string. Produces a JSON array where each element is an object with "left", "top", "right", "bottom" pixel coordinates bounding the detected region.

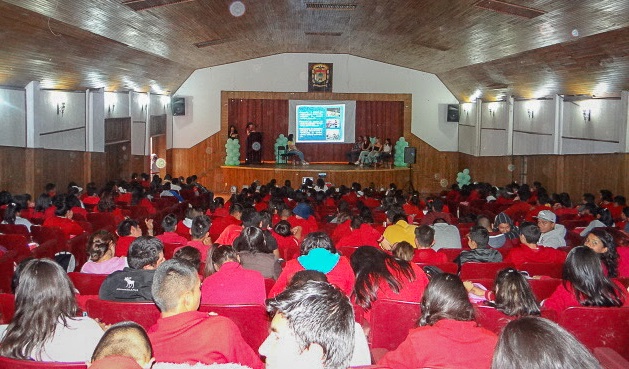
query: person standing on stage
[{"left": 245, "top": 122, "right": 258, "bottom": 164}]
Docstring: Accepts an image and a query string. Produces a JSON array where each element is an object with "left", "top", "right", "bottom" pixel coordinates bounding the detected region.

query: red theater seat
[
  {"left": 67, "top": 272, "right": 108, "bottom": 295},
  {"left": 369, "top": 298, "right": 421, "bottom": 351},
  {"left": 519, "top": 262, "right": 563, "bottom": 279},
  {"left": 527, "top": 278, "right": 562, "bottom": 302},
  {"left": 558, "top": 306, "right": 629, "bottom": 361},
  {"left": 86, "top": 213, "right": 116, "bottom": 233},
  {"left": 414, "top": 262, "right": 458, "bottom": 274},
  {"left": 0, "top": 224, "right": 30, "bottom": 237},
  {"left": 459, "top": 262, "right": 515, "bottom": 280},
  {"left": 436, "top": 248, "right": 462, "bottom": 262},
  {"left": 85, "top": 299, "right": 161, "bottom": 330},
  {"left": 0, "top": 357, "right": 87, "bottom": 369},
  {"left": 0, "top": 293, "right": 15, "bottom": 324},
  {"left": 198, "top": 304, "right": 270, "bottom": 351}
]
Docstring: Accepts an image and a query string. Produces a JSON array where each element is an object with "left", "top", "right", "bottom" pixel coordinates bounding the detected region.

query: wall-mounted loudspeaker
[
  {"left": 172, "top": 97, "right": 186, "bottom": 116},
  {"left": 404, "top": 147, "right": 417, "bottom": 164},
  {"left": 447, "top": 104, "right": 460, "bottom": 122}
]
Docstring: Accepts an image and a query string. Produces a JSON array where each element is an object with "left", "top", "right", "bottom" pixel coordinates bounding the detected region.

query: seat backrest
[
  {"left": 264, "top": 278, "right": 275, "bottom": 296},
  {"left": 67, "top": 272, "right": 108, "bottom": 295},
  {"left": 0, "top": 224, "right": 30, "bottom": 237},
  {"left": 0, "top": 235, "right": 31, "bottom": 262},
  {"left": 198, "top": 304, "right": 270, "bottom": 351},
  {"left": 0, "top": 293, "right": 15, "bottom": 324},
  {"left": 369, "top": 298, "right": 421, "bottom": 351},
  {"left": 85, "top": 299, "right": 161, "bottom": 330},
  {"left": 459, "top": 262, "right": 515, "bottom": 280},
  {"left": 66, "top": 233, "right": 90, "bottom": 270},
  {"left": 558, "top": 306, "right": 629, "bottom": 361},
  {"left": 30, "top": 226, "right": 66, "bottom": 252},
  {"left": 519, "top": 262, "right": 563, "bottom": 279},
  {"left": 86, "top": 213, "right": 116, "bottom": 232},
  {"left": 338, "top": 246, "right": 360, "bottom": 259},
  {"left": 0, "top": 251, "right": 17, "bottom": 293},
  {"left": 436, "top": 248, "right": 462, "bottom": 262},
  {"left": 527, "top": 278, "right": 562, "bottom": 302},
  {"left": 0, "top": 357, "right": 87, "bottom": 369},
  {"left": 474, "top": 305, "right": 516, "bottom": 335},
  {"left": 414, "top": 262, "right": 458, "bottom": 274},
  {"left": 162, "top": 242, "right": 183, "bottom": 260}
]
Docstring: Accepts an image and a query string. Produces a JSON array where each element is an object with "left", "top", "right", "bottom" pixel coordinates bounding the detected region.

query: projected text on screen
[{"left": 296, "top": 104, "right": 345, "bottom": 143}]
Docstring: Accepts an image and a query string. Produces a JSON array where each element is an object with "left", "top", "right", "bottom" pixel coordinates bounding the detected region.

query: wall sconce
[
  {"left": 527, "top": 108, "right": 534, "bottom": 119},
  {"left": 583, "top": 109, "right": 591, "bottom": 122},
  {"left": 488, "top": 102, "right": 498, "bottom": 117},
  {"left": 138, "top": 94, "right": 149, "bottom": 112},
  {"left": 57, "top": 102, "right": 66, "bottom": 116},
  {"left": 160, "top": 95, "right": 170, "bottom": 111},
  {"left": 525, "top": 100, "right": 540, "bottom": 120}
]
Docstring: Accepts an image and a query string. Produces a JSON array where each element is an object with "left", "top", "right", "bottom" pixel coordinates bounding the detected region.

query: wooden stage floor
[{"left": 220, "top": 162, "right": 411, "bottom": 189}]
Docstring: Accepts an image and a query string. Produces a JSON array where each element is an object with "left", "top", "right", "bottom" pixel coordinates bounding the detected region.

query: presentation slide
[
  {"left": 288, "top": 100, "right": 356, "bottom": 144},
  {"left": 296, "top": 104, "right": 344, "bottom": 143}
]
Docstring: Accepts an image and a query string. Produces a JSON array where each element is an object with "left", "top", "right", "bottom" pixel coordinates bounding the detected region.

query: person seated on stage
[
  {"left": 147, "top": 259, "right": 263, "bottom": 368},
  {"left": 365, "top": 137, "right": 383, "bottom": 166},
  {"left": 355, "top": 136, "right": 372, "bottom": 165},
  {"left": 380, "top": 138, "right": 393, "bottom": 164},
  {"left": 286, "top": 134, "right": 309, "bottom": 165},
  {"left": 99, "top": 236, "right": 165, "bottom": 302},
  {"left": 346, "top": 135, "right": 364, "bottom": 164}
]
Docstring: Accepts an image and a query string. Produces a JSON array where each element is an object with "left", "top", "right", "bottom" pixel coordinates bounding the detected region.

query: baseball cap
[{"left": 535, "top": 210, "right": 556, "bottom": 223}]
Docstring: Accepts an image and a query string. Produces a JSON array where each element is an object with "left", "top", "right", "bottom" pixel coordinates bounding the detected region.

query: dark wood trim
[
  {"left": 561, "top": 136, "right": 619, "bottom": 144},
  {"left": 39, "top": 126, "right": 85, "bottom": 136},
  {"left": 513, "top": 129, "right": 553, "bottom": 136}
]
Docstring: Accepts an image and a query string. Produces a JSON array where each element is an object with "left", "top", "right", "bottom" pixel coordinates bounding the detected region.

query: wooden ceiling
[{"left": 0, "top": 0, "right": 628, "bottom": 100}]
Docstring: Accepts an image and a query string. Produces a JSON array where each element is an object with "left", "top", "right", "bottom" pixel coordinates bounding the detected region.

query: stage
[{"left": 221, "top": 162, "right": 411, "bottom": 189}]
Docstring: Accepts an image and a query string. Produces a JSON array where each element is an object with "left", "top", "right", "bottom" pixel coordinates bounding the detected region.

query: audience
[
  {"left": 503, "top": 223, "right": 567, "bottom": 268},
  {"left": 90, "top": 321, "right": 154, "bottom": 369},
  {"left": 536, "top": 210, "right": 567, "bottom": 248},
  {"left": 269, "top": 232, "right": 355, "bottom": 297},
  {"left": 542, "top": 246, "right": 628, "bottom": 314},
  {"left": 260, "top": 280, "right": 355, "bottom": 369},
  {"left": 383, "top": 208, "right": 417, "bottom": 245},
  {"left": 430, "top": 218, "right": 463, "bottom": 250},
  {"left": 413, "top": 225, "right": 448, "bottom": 263},
  {"left": 491, "top": 317, "right": 602, "bottom": 369},
  {"left": 156, "top": 213, "right": 188, "bottom": 245},
  {"left": 201, "top": 245, "right": 266, "bottom": 305},
  {"left": 81, "top": 230, "right": 127, "bottom": 274},
  {"left": 351, "top": 246, "right": 429, "bottom": 321},
  {"left": 455, "top": 226, "right": 503, "bottom": 265},
  {"left": 0, "top": 259, "right": 104, "bottom": 362},
  {"left": 233, "top": 226, "right": 281, "bottom": 279},
  {"left": 148, "top": 259, "right": 263, "bottom": 368},
  {"left": 379, "top": 273, "right": 498, "bottom": 369},
  {"left": 175, "top": 215, "right": 212, "bottom": 261},
  {"left": 99, "top": 236, "right": 165, "bottom": 301},
  {"left": 465, "top": 267, "right": 541, "bottom": 317}
]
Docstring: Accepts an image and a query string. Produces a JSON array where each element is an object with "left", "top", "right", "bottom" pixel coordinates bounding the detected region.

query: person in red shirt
[
  {"left": 288, "top": 203, "right": 318, "bottom": 236},
  {"left": 148, "top": 259, "right": 263, "bottom": 368},
  {"left": 412, "top": 225, "right": 448, "bottom": 264},
  {"left": 175, "top": 215, "right": 212, "bottom": 262},
  {"left": 420, "top": 198, "right": 455, "bottom": 226},
  {"left": 542, "top": 246, "right": 628, "bottom": 315},
  {"left": 351, "top": 246, "right": 429, "bottom": 323},
  {"left": 524, "top": 193, "right": 552, "bottom": 222},
  {"left": 503, "top": 190, "right": 533, "bottom": 222},
  {"left": 584, "top": 228, "right": 623, "bottom": 278},
  {"left": 201, "top": 245, "right": 265, "bottom": 305},
  {"left": 43, "top": 196, "right": 86, "bottom": 238},
  {"left": 379, "top": 273, "right": 498, "bottom": 369},
  {"left": 175, "top": 207, "right": 204, "bottom": 241},
  {"left": 269, "top": 232, "right": 355, "bottom": 297},
  {"left": 504, "top": 223, "right": 567, "bottom": 268},
  {"left": 208, "top": 203, "right": 242, "bottom": 241},
  {"left": 271, "top": 220, "right": 300, "bottom": 260},
  {"left": 155, "top": 214, "right": 188, "bottom": 245},
  {"left": 336, "top": 216, "right": 390, "bottom": 250},
  {"left": 115, "top": 219, "right": 154, "bottom": 257}
]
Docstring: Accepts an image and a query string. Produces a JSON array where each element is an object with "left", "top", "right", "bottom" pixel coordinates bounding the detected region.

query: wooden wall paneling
[
  {"left": 149, "top": 115, "right": 167, "bottom": 137},
  {"left": 131, "top": 155, "right": 147, "bottom": 178},
  {"left": 33, "top": 148, "right": 86, "bottom": 196},
  {"left": 151, "top": 134, "right": 167, "bottom": 178},
  {"left": 105, "top": 143, "right": 131, "bottom": 182},
  {"left": 458, "top": 154, "right": 517, "bottom": 188},
  {"left": 0, "top": 147, "right": 28, "bottom": 194},
  {"left": 105, "top": 118, "right": 131, "bottom": 143},
  {"left": 87, "top": 152, "right": 108, "bottom": 188}
]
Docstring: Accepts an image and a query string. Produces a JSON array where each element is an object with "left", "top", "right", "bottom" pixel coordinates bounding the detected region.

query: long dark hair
[
  {"left": 487, "top": 268, "right": 540, "bottom": 317},
  {"left": 492, "top": 317, "right": 602, "bottom": 369},
  {"left": 0, "top": 259, "right": 78, "bottom": 360},
  {"left": 562, "top": 246, "right": 624, "bottom": 307},
  {"left": 351, "top": 246, "right": 416, "bottom": 310},
  {"left": 419, "top": 273, "right": 474, "bottom": 326},
  {"left": 233, "top": 226, "right": 271, "bottom": 254},
  {"left": 587, "top": 228, "right": 619, "bottom": 278},
  {"left": 2, "top": 203, "right": 21, "bottom": 224}
]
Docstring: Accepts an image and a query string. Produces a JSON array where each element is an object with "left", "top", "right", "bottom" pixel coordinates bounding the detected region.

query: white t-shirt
[{"left": 38, "top": 316, "right": 104, "bottom": 362}]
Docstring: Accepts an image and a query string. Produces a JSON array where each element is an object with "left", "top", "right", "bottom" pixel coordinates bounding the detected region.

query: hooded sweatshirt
[{"left": 538, "top": 223, "right": 567, "bottom": 249}]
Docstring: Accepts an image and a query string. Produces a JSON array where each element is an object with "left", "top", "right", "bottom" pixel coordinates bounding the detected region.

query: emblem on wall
[{"left": 308, "top": 63, "right": 333, "bottom": 92}]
